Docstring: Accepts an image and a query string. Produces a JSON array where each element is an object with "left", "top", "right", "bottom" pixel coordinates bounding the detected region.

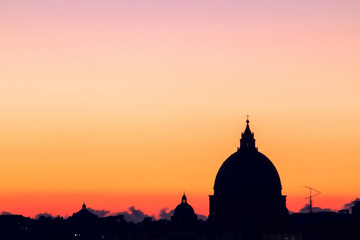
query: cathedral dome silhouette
[
  {"left": 172, "top": 194, "right": 197, "bottom": 223},
  {"left": 214, "top": 143, "right": 282, "bottom": 196},
  {"left": 71, "top": 203, "right": 98, "bottom": 220},
  {"left": 209, "top": 119, "right": 288, "bottom": 222}
]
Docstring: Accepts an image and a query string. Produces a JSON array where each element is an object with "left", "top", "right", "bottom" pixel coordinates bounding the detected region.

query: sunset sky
[{"left": 1, "top": 0, "right": 360, "bottom": 218}]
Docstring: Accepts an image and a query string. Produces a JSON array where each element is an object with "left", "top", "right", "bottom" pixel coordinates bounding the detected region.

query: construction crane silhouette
[{"left": 305, "top": 186, "right": 321, "bottom": 213}]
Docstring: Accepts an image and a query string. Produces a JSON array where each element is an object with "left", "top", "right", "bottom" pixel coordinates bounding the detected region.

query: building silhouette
[
  {"left": 171, "top": 193, "right": 197, "bottom": 223},
  {"left": 352, "top": 201, "right": 360, "bottom": 216},
  {"left": 67, "top": 203, "right": 101, "bottom": 240},
  {"left": 209, "top": 119, "right": 288, "bottom": 222},
  {"left": 70, "top": 203, "right": 99, "bottom": 221}
]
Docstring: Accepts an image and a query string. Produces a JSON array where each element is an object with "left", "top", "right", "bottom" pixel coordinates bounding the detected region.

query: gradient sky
[{"left": 1, "top": 0, "right": 360, "bottom": 218}]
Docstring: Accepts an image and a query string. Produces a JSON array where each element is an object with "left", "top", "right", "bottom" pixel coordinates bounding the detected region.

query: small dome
[
  {"left": 172, "top": 194, "right": 197, "bottom": 223},
  {"left": 71, "top": 203, "right": 98, "bottom": 220}
]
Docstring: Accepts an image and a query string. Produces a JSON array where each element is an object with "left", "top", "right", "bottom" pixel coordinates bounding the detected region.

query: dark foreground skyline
[{"left": 2, "top": 201, "right": 360, "bottom": 240}]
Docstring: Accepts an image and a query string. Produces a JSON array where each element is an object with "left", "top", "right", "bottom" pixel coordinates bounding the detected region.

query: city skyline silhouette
[{"left": 1, "top": 119, "right": 360, "bottom": 240}]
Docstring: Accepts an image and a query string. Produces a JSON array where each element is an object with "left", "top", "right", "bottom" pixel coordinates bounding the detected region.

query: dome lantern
[
  {"left": 239, "top": 118, "right": 256, "bottom": 150},
  {"left": 182, "top": 193, "right": 187, "bottom": 204}
]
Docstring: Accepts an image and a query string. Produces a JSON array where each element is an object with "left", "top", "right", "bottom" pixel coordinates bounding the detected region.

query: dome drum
[{"left": 209, "top": 194, "right": 287, "bottom": 221}]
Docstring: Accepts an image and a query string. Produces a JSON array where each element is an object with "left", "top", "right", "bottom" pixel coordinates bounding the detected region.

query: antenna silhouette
[{"left": 305, "top": 186, "right": 321, "bottom": 213}]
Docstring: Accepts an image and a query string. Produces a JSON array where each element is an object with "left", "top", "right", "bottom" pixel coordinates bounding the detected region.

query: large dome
[
  {"left": 214, "top": 120, "right": 282, "bottom": 195},
  {"left": 209, "top": 119, "right": 288, "bottom": 221},
  {"left": 214, "top": 149, "right": 282, "bottom": 195}
]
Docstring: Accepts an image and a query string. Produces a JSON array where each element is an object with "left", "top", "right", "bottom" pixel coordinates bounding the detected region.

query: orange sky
[{"left": 1, "top": 0, "right": 360, "bottom": 218}]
